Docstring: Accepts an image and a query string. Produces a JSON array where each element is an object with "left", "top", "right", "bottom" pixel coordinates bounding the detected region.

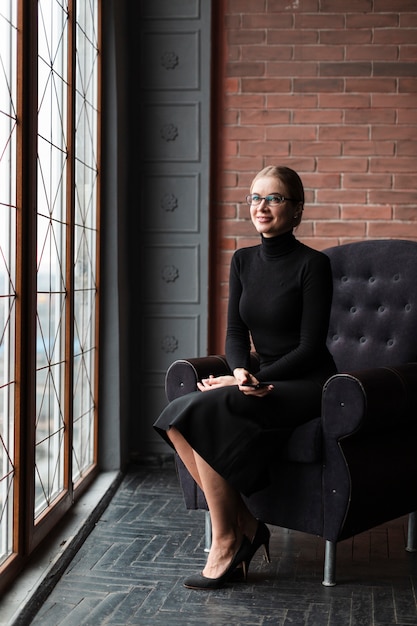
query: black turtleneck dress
[{"left": 153, "top": 232, "right": 337, "bottom": 496}]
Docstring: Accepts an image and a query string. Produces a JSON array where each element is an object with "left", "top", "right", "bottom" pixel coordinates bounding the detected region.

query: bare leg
[
  {"left": 168, "top": 427, "right": 258, "bottom": 578},
  {"left": 168, "top": 427, "right": 203, "bottom": 490}
]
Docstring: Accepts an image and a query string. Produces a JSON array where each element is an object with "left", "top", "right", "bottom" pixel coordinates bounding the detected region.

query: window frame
[{"left": 0, "top": 0, "right": 101, "bottom": 592}]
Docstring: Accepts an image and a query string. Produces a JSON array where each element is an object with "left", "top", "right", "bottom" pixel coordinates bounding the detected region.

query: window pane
[
  {"left": 73, "top": 0, "right": 99, "bottom": 483},
  {"left": 35, "top": 0, "right": 68, "bottom": 517},
  {"left": 0, "top": 1, "right": 17, "bottom": 565}
]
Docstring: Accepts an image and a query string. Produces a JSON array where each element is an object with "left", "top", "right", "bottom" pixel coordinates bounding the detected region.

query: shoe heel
[{"left": 262, "top": 539, "right": 271, "bottom": 563}]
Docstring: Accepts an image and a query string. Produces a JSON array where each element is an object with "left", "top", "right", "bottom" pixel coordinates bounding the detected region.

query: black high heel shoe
[
  {"left": 250, "top": 520, "right": 271, "bottom": 564},
  {"left": 183, "top": 536, "right": 251, "bottom": 590},
  {"left": 236, "top": 520, "right": 271, "bottom": 581}
]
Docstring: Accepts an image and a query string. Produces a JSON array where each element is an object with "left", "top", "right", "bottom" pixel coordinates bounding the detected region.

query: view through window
[{"left": 0, "top": 0, "right": 100, "bottom": 590}]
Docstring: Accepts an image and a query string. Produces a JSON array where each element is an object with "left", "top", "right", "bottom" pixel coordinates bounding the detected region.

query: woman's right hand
[{"left": 197, "top": 375, "right": 237, "bottom": 392}]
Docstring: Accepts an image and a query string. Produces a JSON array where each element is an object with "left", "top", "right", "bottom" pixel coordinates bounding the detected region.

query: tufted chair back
[{"left": 324, "top": 239, "right": 417, "bottom": 373}]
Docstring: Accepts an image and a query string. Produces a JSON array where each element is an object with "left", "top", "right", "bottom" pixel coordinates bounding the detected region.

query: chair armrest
[
  {"left": 164, "top": 353, "right": 261, "bottom": 402},
  {"left": 165, "top": 355, "right": 231, "bottom": 401},
  {"left": 322, "top": 363, "right": 417, "bottom": 439}
]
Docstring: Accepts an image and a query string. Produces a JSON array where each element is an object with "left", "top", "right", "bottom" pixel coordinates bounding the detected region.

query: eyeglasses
[{"left": 246, "top": 194, "right": 294, "bottom": 206}]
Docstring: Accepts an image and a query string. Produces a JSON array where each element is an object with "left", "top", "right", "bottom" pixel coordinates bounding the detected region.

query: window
[{"left": 0, "top": 0, "right": 100, "bottom": 590}]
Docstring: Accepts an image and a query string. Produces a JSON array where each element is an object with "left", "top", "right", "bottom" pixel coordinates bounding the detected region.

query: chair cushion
[{"left": 284, "top": 418, "right": 322, "bottom": 463}]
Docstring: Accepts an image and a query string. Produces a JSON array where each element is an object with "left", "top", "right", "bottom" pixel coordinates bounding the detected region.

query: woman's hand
[
  {"left": 233, "top": 368, "right": 274, "bottom": 397},
  {"left": 238, "top": 382, "right": 274, "bottom": 397},
  {"left": 197, "top": 375, "right": 237, "bottom": 392}
]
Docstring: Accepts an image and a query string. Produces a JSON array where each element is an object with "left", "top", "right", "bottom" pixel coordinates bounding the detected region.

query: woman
[{"left": 154, "top": 165, "right": 337, "bottom": 590}]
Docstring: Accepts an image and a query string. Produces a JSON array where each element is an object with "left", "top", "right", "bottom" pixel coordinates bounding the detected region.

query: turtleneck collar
[{"left": 260, "top": 230, "right": 298, "bottom": 259}]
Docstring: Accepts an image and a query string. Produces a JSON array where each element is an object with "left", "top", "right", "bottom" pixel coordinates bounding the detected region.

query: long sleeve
[{"left": 225, "top": 236, "right": 335, "bottom": 382}]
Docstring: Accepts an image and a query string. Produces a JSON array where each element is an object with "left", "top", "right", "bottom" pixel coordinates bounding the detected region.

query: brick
[
  {"left": 266, "top": 61, "right": 319, "bottom": 77},
  {"left": 400, "top": 45, "right": 417, "bottom": 60},
  {"left": 346, "top": 45, "right": 399, "bottom": 61},
  {"left": 220, "top": 236, "right": 238, "bottom": 250},
  {"left": 222, "top": 172, "right": 238, "bottom": 188},
  {"left": 319, "top": 126, "right": 369, "bottom": 141},
  {"left": 222, "top": 140, "right": 238, "bottom": 156},
  {"left": 396, "top": 141, "right": 417, "bottom": 156},
  {"left": 315, "top": 221, "right": 366, "bottom": 236},
  {"left": 227, "top": 0, "right": 267, "bottom": 13},
  {"left": 400, "top": 15, "right": 417, "bottom": 29},
  {"left": 294, "top": 46, "right": 345, "bottom": 62},
  {"left": 241, "top": 45, "right": 292, "bottom": 61},
  {"left": 241, "top": 77, "right": 292, "bottom": 92},
  {"left": 222, "top": 156, "right": 265, "bottom": 171},
  {"left": 293, "top": 110, "right": 343, "bottom": 124},
  {"left": 320, "top": 30, "right": 372, "bottom": 45},
  {"left": 228, "top": 30, "right": 265, "bottom": 45},
  {"left": 343, "top": 142, "right": 395, "bottom": 157},
  {"left": 268, "top": 94, "right": 319, "bottom": 109},
  {"left": 370, "top": 190, "right": 417, "bottom": 205},
  {"left": 371, "top": 157, "right": 417, "bottom": 172},
  {"left": 375, "top": 0, "right": 417, "bottom": 10},
  {"left": 395, "top": 174, "right": 417, "bottom": 188},
  {"left": 343, "top": 174, "right": 388, "bottom": 188},
  {"left": 395, "top": 206, "right": 417, "bottom": 220},
  {"left": 267, "top": 126, "right": 317, "bottom": 141},
  {"left": 227, "top": 125, "right": 268, "bottom": 141},
  {"left": 294, "top": 14, "right": 344, "bottom": 29},
  {"left": 293, "top": 77, "right": 344, "bottom": 92},
  {"left": 225, "top": 77, "right": 239, "bottom": 93},
  {"left": 345, "top": 78, "right": 397, "bottom": 92},
  {"left": 222, "top": 186, "right": 252, "bottom": 202},
  {"left": 301, "top": 173, "right": 342, "bottom": 190},
  {"left": 321, "top": 0, "right": 373, "bottom": 11},
  {"left": 372, "top": 94, "right": 417, "bottom": 107},
  {"left": 294, "top": 221, "right": 313, "bottom": 237},
  {"left": 241, "top": 14, "right": 293, "bottom": 29},
  {"left": 239, "top": 141, "right": 290, "bottom": 157},
  {"left": 374, "top": 62, "right": 417, "bottom": 77},
  {"left": 318, "top": 93, "right": 371, "bottom": 108},
  {"left": 306, "top": 205, "right": 340, "bottom": 219},
  {"left": 318, "top": 158, "right": 368, "bottom": 172},
  {"left": 226, "top": 95, "right": 266, "bottom": 108},
  {"left": 268, "top": 0, "right": 319, "bottom": 10},
  {"left": 341, "top": 205, "right": 392, "bottom": 220},
  {"left": 291, "top": 141, "right": 341, "bottom": 156},
  {"left": 267, "top": 30, "right": 318, "bottom": 45},
  {"left": 374, "top": 29, "right": 417, "bottom": 45},
  {"left": 368, "top": 222, "right": 417, "bottom": 238},
  {"left": 223, "top": 109, "right": 239, "bottom": 124},
  {"left": 301, "top": 236, "right": 340, "bottom": 250},
  {"left": 317, "top": 189, "right": 367, "bottom": 203},
  {"left": 399, "top": 78, "right": 417, "bottom": 92},
  {"left": 320, "top": 62, "right": 372, "bottom": 77},
  {"left": 345, "top": 109, "right": 396, "bottom": 124},
  {"left": 346, "top": 14, "right": 399, "bottom": 28},
  {"left": 227, "top": 62, "right": 265, "bottom": 77},
  {"left": 240, "top": 109, "right": 291, "bottom": 125}
]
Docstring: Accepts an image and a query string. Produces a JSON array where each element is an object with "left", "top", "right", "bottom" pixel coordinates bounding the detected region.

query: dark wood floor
[{"left": 30, "top": 463, "right": 417, "bottom": 625}]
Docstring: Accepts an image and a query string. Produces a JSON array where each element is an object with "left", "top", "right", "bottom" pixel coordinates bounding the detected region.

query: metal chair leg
[
  {"left": 204, "top": 510, "right": 212, "bottom": 552},
  {"left": 406, "top": 511, "right": 417, "bottom": 552},
  {"left": 322, "top": 540, "right": 337, "bottom": 586}
]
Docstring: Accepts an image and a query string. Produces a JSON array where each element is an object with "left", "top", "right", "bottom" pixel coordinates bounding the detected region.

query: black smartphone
[{"left": 241, "top": 382, "right": 269, "bottom": 389}]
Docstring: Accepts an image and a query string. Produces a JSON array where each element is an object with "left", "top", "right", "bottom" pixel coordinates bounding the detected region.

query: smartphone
[{"left": 241, "top": 382, "right": 269, "bottom": 389}]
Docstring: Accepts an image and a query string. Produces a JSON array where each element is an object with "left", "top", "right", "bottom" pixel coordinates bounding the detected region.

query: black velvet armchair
[{"left": 165, "top": 239, "right": 417, "bottom": 585}]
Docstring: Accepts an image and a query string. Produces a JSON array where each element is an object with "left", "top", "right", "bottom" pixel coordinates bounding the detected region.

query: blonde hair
[{"left": 250, "top": 165, "right": 305, "bottom": 205}]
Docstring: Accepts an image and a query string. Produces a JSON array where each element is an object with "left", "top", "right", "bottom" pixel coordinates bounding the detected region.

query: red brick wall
[{"left": 209, "top": 0, "right": 417, "bottom": 352}]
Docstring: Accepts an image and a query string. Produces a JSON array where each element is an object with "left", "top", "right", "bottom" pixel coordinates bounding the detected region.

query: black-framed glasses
[{"left": 246, "top": 193, "right": 294, "bottom": 206}]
